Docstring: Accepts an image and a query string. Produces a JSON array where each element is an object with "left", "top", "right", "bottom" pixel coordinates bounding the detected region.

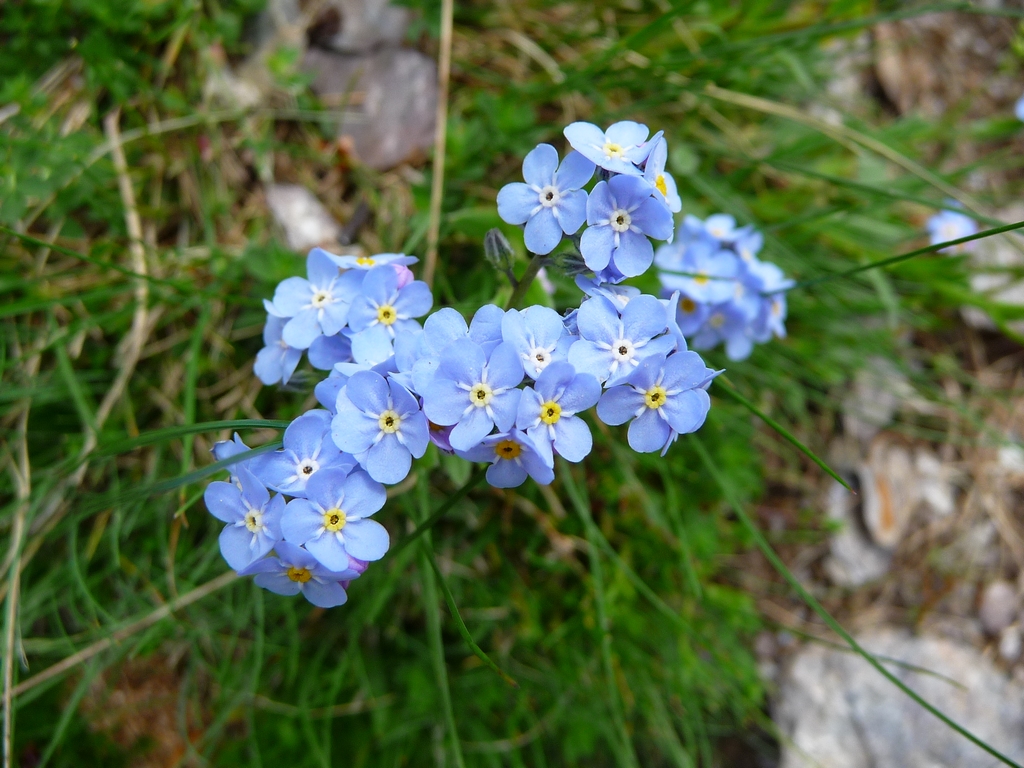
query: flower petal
[{"left": 342, "top": 518, "right": 390, "bottom": 561}]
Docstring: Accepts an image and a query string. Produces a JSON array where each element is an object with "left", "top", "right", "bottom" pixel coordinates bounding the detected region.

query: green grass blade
[
  {"left": 689, "top": 433, "right": 1024, "bottom": 768},
  {"left": 96, "top": 420, "right": 290, "bottom": 456},
  {"left": 425, "top": 550, "right": 518, "bottom": 688},
  {"left": 388, "top": 468, "right": 486, "bottom": 558},
  {"left": 793, "top": 219, "right": 1024, "bottom": 289},
  {"left": 714, "top": 377, "right": 852, "bottom": 492}
]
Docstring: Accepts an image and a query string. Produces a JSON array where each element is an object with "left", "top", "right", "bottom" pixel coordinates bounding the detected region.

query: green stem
[{"left": 504, "top": 253, "right": 547, "bottom": 310}]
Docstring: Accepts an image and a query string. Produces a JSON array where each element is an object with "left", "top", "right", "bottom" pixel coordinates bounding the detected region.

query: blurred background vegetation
[{"left": 5, "top": 0, "right": 1024, "bottom": 765}]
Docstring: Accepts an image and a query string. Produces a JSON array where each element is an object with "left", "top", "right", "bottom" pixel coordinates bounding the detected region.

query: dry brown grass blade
[{"left": 422, "top": 0, "right": 454, "bottom": 288}]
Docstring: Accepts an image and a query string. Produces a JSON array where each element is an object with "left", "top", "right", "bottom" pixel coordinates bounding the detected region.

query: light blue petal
[
  {"left": 219, "top": 525, "right": 259, "bottom": 570},
  {"left": 489, "top": 388, "right": 522, "bottom": 433},
  {"left": 486, "top": 342, "right": 525, "bottom": 389},
  {"left": 486, "top": 458, "right": 528, "bottom": 488},
  {"left": 342, "top": 518, "right": 390, "bottom": 561},
  {"left": 281, "top": 499, "right": 323, "bottom": 544},
  {"left": 630, "top": 195, "right": 674, "bottom": 241},
  {"left": 575, "top": 296, "right": 620, "bottom": 344},
  {"left": 340, "top": 470, "right": 387, "bottom": 518},
  {"left": 621, "top": 295, "right": 668, "bottom": 343},
  {"left": 285, "top": 410, "right": 332, "bottom": 458},
  {"left": 344, "top": 370, "right": 390, "bottom": 413},
  {"left": 351, "top": 325, "right": 394, "bottom": 365},
  {"left": 282, "top": 308, "right": 322, "bottom": 350},
  {"left": 555, "top": 150, "right": 595, "bottom": 190},
  {"left": 254, "top": 572, "right": 301, "bottom": 597},
  {"left": 516, "top": 386, "right": 545, "bottom": 431},
  {"left": 333, "top": 395, "right": 380, "bottom": 454},
  {"left": 254, "top": 345, "right": 285, "bottom": 385},
  {"left": 469, "top": 305, "right": 505, "bottom": 351},
  {"left": 661, "top": 389, "right": 711, "bottom": 435},
  {"left": 661, "top": 350, "right": 714, "bottom": 391},
  {"left": 320, "top": 301, "right": 349, "bottom": 336},
  {"left": 522, "top": 143, "right": 559, "bottom": 187},
  {"left": 361, "top": 264, "right": 399, "bottom": 306},
  {"left": 497, "top": 182, "right": 538, "bottom": 225},
  {"left": 605, "top": 120, "right": 649, "bottom": 148},
  {"left": 553, "top": 416, "right": 593, "bottom": 462},
  {"left": 422, "top": 307, "right": 470, "bottom": 355},
  {"left": 580, "top": 225, "right": 615, "bottom": 271},
  {"left": 273, "top": 277, "right": 311, "bottom": 317},
  {"left": 205, "top": 481, "right": 243, "bottom": 523},
  {"left": 526, "top": 425, "right": 554, "bottom": 467},
  {"left": 557, "top": 189, "right": 588, "bottom": 235},
  {"left": 567, "top": 340, "right": 612, "bottom": 382},
  {"left": 627, "top": 408, "right": 672, "bottom": 453},
  {"left": 524, "top": 207, "right": 563, "bottom": 255},
  {"left": 423, "top": 377, "right": 469, "bottom": 426},
  {"left": 597, "top": 386, "right": 644, "bottom": 425},
  {"left": 534, "top": 360, "right": 576, "bottom": 401},
  {"left": 560, "top": 373, "right": 602, "bottom": 413},
  {"left": 302, "top": 579, "right": 348, "bottom": 608},
  {"left": 585, "top": 180, "right": 614, "bottom": 224},
  {"left": 395, "top": 281, "right": 433, "bottom": 318},
  {"left": 610, "top": 230, "right": 654, "bottom": 278},
  {"left": 449, "top": 408, "right": 494, "bottom": 451},
  {"left": 436, "top": 340, "right": 486, "bottom": 386},
  {"left": 307, "top": 248, "right": 339, "bottom": 287},
  {"left": 308, "top": 334, "right": 352, "bottom": 370},
  {"left": 305, "top": 534, "right": 351, "bottom": 572},
  {"left": 400, "top": 411, "right": 430, "bottom": 458},
  {"left": 365, "top": 436, "right": 412, "bottom": 485}
]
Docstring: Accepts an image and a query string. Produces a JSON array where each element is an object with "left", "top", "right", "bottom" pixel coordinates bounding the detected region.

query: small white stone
[
  {"left": 1000, "top": 625, "right": 1022, "bottom": 663},
  {"left": 980, "top": 580, "right": 1019, "bottom": 636}
]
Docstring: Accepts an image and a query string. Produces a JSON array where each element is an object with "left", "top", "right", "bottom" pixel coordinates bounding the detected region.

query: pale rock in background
[{"left": 265, "top": 184, "right": 342, "bottom": 253}]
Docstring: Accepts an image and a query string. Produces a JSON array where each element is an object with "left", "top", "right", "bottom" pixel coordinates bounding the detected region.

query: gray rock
[
  {"left": 303, "top": 47, "right": 437, "bottom": 170},
  {"left": 775, "top": 628, "right": 1024, "bottom": 768},
  {"left": 310, "top": 0, "right": 409, "bottom": 54},
  {"left": 980, "top": 580, "right": 1019, "bottom": 636},
  {"left": 1000, "top": 625, "right": 1022, "bottom": 663},
  {"left": 264, "top": 184, "right": 342, "bottom": 253},
  {"left": 824, "top": 477, "right": 891, "bottom": 587}
]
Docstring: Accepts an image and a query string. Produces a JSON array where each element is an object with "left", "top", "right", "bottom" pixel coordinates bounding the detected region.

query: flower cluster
[
  {"left": 653, "top": 215, "right": 794, "bottom": 361},
  {"left": 205, "top": 119, "right": 736, "bottom": 609}
]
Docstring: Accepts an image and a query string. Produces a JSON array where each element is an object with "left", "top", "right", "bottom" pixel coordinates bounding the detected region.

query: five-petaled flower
[
  {"left": 516, "top": 361, "right": 601, "bottom": 465},
  {"left": 501, "top": 305, "right": 576, "bottom": 379},
  {"left": 497, "top": 144, "right": 594, "bottom": 255},
  {"left": 254, "top": 410, "right": 354, "bottom": 497},
  {"left": 580, "top": 175, "right": 674, "bottom": 278},
  {"left": 271, "top": 248, "right": 364, "bottom": 350},
  {"left": 332, "top": 371, "right": 429, "bottom": 485},
  {"left": 204, "top": 466, "right": 284, "bottom": 570},
  {"left": 456, "top": 430, "right": 554, "bottom": 488},
  {"left": 563, "top": 120, "right": 659, "bottom": 176},
  {"left": 282, "top": 467, "right": 389, "bottom": 570},
  {"left": 347, "top": 265, "right": 433, "bottom": 364},
  {"left": 597, "top": 352, "right": 714, "bottom": 455}
]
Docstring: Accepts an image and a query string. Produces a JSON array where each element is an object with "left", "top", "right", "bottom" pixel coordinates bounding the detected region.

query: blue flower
[
  {"left": 580, "top": 175, "right": 673, "bottom": 278},
  {"left": 332, "top": 371, "right": 429, "bottom": 484},
  {"left": 516, "top": 361, "right": 601, "bottom": 464},
  {"left": 1016, "top": 94, "right": 1024, "bottom": 122},
  {"left": 563, "top": 121, "right": 656, "bottom": 175},
  {"left": 642, "top": 137, "right": 681, "bottom": 214},
  {"left": 732, "top": 226, "right": 764, "bottom": 263},
  {"left": 211, "top": 432, "right": 255, "bottom": 484},
  {"left": 568, "top": 295, "right": 676, "bottom": 386},
  {"left": 742, "top": 260, "right": 792, "bottom": 343},
  {"left": 240, "top": 541, "right": 362, "bottom": 608},
  {"left": 667, "top": 291, "right": 711, "bottom": 336},
  {"left": 456, "top": 430, "right": 554, "bottom": 488},
  {"left": 319, "top": 249, "right": 418, "bottom": 270},
  {"left": 927, "top": 209, "right": 978, "bottom": 253},
  {"left": 575, "top": 275, "right": 640, "bottom": 311},
  {"left": 501, "top": 305, "right": 576, "bottom": 379},
  {"left": 657, "top": 238, "right": 739, "bottom": 304},
  {"left": 409, "top": 306, "right": 506, "bottom": 393},
  {"left": 204, "top": 466, "right": 284, "bottom": 570},
  {"left": 254, "top": 316, "right": 303, "bottom": 385},
  {"left": 252, "top": 410, "right": 355, "bottom": 497},
  {"left": 422, "top": 340, "right": 523, "bottom": 451},
  {"left": 700, "top": 213, "right": 741, "bottom": 243},
  {"left": 597, "top": 351, "right": 713, "bottom": 454},
  {"left": 308, "top": 333, "right": 353, "bottom": 371},
  {"left": 690, "top": 301, "right": 755, "bottom": 361},
  {"left": 271, "top": 248, "right": 364, "bottom": 350},
  {"left": 347, "top": 265, "right": 433, "bottom": 364},
  {"left": 281, "top": 467, "right": 389, "bottom": 569},
  {"left": 497, "top": 144, "right": 594, "bottom": 255}
]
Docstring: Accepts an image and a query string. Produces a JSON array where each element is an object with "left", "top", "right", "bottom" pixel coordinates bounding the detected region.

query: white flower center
[
  {"left": 311, "top": 289, "right": 332, "bottom": 308},
  {"left": 298, "top": 458, "right": 319, "bottom": 477},
  {"left": 538, "top": 185, "right": 561, "bottom": 208},
  {"left": 612, "top": 339, "right": 636, "bottom": 363},
  {"left": 610, "top": 209, "right": 632, "bottom": 233},
  {"left": 708, "top": 224, "right": 729, "bottom": 239},
  {"left": 469, "top": 382, "right": 493, "bottom": 407},
  {"left": 940, "top": 223, "right": 959, "bottom": 240},
  {"left": 244, "top": 509, "right": 264, "bottom": 533},
  {"left": 525, "top": 346, "right": 552, "bottom": 374},
  {"left": 378, "top": 409, "right": 401, "bottom": 433}
]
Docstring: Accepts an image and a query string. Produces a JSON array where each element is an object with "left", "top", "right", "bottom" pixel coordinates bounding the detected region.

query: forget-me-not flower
[
  {"left": 568, "top": 295, "right": 676, "bottom": 386},
  {"left": 308, "top": 333, "right": 353, "bottom": 371},
  {"left": 497, "top": 144, "right": 594, "bottom": 255},
  {"left": 563, "top": 121, "right": 654, "bottom": 176},
  {"left": 642, "top": 137, "right": 681, "bottom": 214},
  {"left": 253, "top": 410, "right": 354, "bottom": 497},
  {"left": 332, "top": 371, "right": 429, "bottom": 484},
  {"left": 575, "top": 275, "right": 640, "bottom": 311},
  {"left": 690, "top": 301, "right": 756, "bottom": 361},
  {"left": 282, "top": 467, "right": 388, "bottom": 570},
  {"left": 456, "top": 430, "right": 554, "bottom": 488},
  {"left": 254, "top": 316, "right": 303, "bottom": 385},
  {"left": 204, "top": 466, "right": 284, "bottom": 570},
  {"left": 658, "top": 239, "right": 739, "bottom": 304},
  {"left": 347, "top": 265, "right": 433, "bottom": 364},
  {"left": 501, "top": 305, "right": 576, "bottom": 379},
  {"left": 211, "top": 432, "right": 255, "bottom": 485},
  {"left": 732, "top": 226, "right": 764, "bottom": 263},
  {"left": 271, "top": 249, "right": 364, "bottom": 349},
  {"left": 516, "top": 361, "right": 601, "bottom": 465},
  {"left": 597, "top": 352, "right": 713, "bottom": 454},
  {"left": 580, "top": 175, "right": 673, "bottom": 278},
  {"left": 240, "top": 541, "right": 362, "bottom": 608},
  {"left": 422, "top": 341, "right": 523, "bottom": 451},
  {"left": 927, "top": 209, "right": 978, "bottom": 253}
]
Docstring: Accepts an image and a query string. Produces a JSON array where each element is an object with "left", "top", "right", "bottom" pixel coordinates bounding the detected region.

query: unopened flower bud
[{"left": 484, "top": 228, "right": 514, "bottom": 272}]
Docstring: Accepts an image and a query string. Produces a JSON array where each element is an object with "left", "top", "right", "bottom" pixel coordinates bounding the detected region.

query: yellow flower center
[
  {"left": 323, "top": 508, "right": 346, "bottom": 532},
  {"left": 287, "top": 566, "right": 312, "bottom": 583},
  {"left": 495, "top": 439, "right": 522, "bottom": 460},
  {"left": 539, "top": 400, "right": 562, "bottom": 425},
  {"left": 771, "top": 300, "right": 782, "bottom": 316},
  {"left": 378, "top": 409, "right": 401, "bottom": 433},
  {"left": 709, "top": 313, "right": 725, "bottom": 328},
  {"left": 469, "top": 383, "right": 493, "bottom": 407},
  {"left": 356, "top": 256, "right": 376, "bottom": 266},
  {"left": 244, "top": 510, "right": 263, "bottom": 533},
  {"left": 693, "top": 272, "right": 709, "bottom": 286},
  {"left": 377, "top": 304, "right": 397, "bottom": 325},
  {"left": 655, "top": 174, "right": 668, "bottom": 197},
  {"left": 644, "top": 385, "right": 668, "bottom": 409},
  {"left": 603, "top": 141, "right": 625, "bottom": 159},
  {"left": 680, "top": 297, "right": 697, "bottom": 313}
]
